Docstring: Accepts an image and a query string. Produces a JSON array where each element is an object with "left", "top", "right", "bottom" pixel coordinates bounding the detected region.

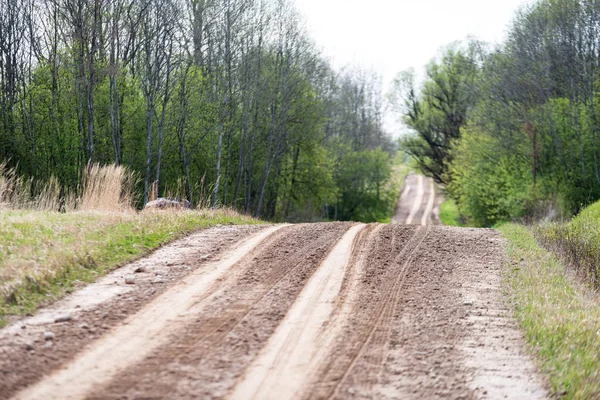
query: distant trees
[
  {"left": 0, "top": 0, "right": 395, "bottom": 222},
  {"left": 393, "top": 0, "right": 600, "bottom": 226}
]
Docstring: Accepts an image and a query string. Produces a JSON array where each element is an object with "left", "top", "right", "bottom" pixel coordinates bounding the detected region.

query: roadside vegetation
[
  {"left": 391, "top": 0, "right": 600, "bottom": 227},
  {"left": 0, "top": 164, "right": 260, "bottom": 327},
  {"left": 0, "top": 0, "right": 396, "bottom": 224},
  {"left": 536, "top": 199, "right": 600, "bottom": 289},
  {"left": 438, "top": 199, "right": 463, "bottom": 227},
  {"left": 500, "top": 223, "right": 600, "bottom": 398}
]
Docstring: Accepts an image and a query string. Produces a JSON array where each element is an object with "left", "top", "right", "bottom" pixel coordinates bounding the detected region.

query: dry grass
[
  {"left": 0, "top": 208, "right": 261, "bottom": 325},
  {"left": 0, "top": 162, "right": 63, "bottom": 211},
  {"left": 78, "top": 163, "right": 137, "bottom": 212},
  {"left": 0, "top": 162, "right": 136, "bottom": 212},
  {"left": 500, "top": 223, "right": 600, "bottom": 398}
]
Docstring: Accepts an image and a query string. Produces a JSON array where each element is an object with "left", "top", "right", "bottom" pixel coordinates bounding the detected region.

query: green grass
[
  {"left": 536, "top": 199, "right": 600, "bottom": 288},
  {"left": 381, "top": 163, "right": 412, "bottom": 224},
  {"left": 0, "top": 209, "right": 262, "bottom": 326},
  {"left": 439, "top": 199, "right": 463, "bottom": 227},
  {"left": 499, "top": 223, "right": 600, "bottom": 398}
]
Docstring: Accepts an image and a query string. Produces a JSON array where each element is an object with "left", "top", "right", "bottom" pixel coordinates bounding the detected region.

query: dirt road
[
  {"left": 0, "top": 188, "right": 548, "bottom": 399},
  {"left": 392, "top": 172, "right": 441, "bottom": 225}
]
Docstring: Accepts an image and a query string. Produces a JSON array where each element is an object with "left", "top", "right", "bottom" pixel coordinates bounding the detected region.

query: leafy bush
[
  {"left": 447, "top": 127, "right": 533, "bottom": 227},
  {"left": 439, "top": 199, "right": 463, "bottom": 227}
]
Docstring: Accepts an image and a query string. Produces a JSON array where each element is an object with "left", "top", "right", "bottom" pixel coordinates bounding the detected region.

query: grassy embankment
[
  {"left": 500, "top": 203, "right": 600, "bottom": 398},
  {"left": 0, "top": 164, "right": 260, "bottom": 327}
]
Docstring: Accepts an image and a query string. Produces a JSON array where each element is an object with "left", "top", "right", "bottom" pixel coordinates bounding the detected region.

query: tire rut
[
  {"left": 87, "top": 222, "right": 353, "bottom": 400},
  {"left": 229, "top": 224, "right": 366, "bottom": 399},
  {"left": 326, "top": 225, "right": 431, "bottom": 399},
  {"left": 2, "top": 223, "right": 548, "bottom": 400}
]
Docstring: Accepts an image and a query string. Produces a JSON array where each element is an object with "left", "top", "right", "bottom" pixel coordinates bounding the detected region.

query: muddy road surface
[{"left": 0, "top": 190, "right": 547, "bottom": 399}]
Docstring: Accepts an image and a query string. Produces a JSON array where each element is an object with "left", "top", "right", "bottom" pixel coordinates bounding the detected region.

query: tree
[{"left": 390, "top": 43, "right": 481, "bottom": 184}]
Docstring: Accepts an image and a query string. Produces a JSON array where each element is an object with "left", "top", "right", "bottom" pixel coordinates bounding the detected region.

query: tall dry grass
[
  {"left": 78, "top": 163, "right": 136, "bottom": 212},
  {"left": 0, "top": 162, "right": 62, "bottom": 211},
  {"left": 0, "top": 161, "right": 136, "bottom": 212}
]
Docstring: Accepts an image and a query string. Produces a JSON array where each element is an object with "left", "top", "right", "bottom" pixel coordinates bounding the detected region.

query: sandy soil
[
  {"left": 392, "top": 172, "right": 440, "bottom": 226},
  {"left": 0, "top": 194, "right": 548, "bottom": 399}
]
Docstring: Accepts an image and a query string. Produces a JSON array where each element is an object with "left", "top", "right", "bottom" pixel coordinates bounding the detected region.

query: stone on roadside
[
  {"left": 43, "top": 331, "right": 55, "bottom": 341},
  {"left": 134, "top": 266, "right": 147, "bottom": 273},
  {"left": 54, "top": 314, "right": 72, "bottom": 323},
  {"left": 144, "top": 198, "right": 192, "bottom": 211},
  {"left": 125, "top": 276, "right": 136, "bottom": 285}
]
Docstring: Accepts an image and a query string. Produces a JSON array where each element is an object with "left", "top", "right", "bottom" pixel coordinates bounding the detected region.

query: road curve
[{"left": 0, "top": 223, "right": 548, "bottom": 399}]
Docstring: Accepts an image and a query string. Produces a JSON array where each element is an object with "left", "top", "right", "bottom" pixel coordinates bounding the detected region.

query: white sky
[{"left": 294, "top": 0, "right": 537, "bottom": 134}]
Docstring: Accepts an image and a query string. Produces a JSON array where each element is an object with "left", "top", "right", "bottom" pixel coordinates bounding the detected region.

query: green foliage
[
  {"left": 332, "top": 147, "right": 395, "bottom": 222},
  {"left": 447, "top": 127, "right": 533, "bottom": 227},
  {"left": 0, "top": 1, "right": 396, "bottom": 224},
  {"left": 393, "top": 43, "right": 480, "bottom": 184},
  {"left": 438, "top": 199, "right": 463, "bottom": 227},
  {"left": 396, "top": 0, "right": 600, "bottom": 224}
]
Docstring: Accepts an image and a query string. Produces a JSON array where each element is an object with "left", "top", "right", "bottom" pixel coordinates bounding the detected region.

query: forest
[
  {"left": 392, "top": 0, "right": 600, "bottom": 227},
  {"left": 0, "top": 0, "right": 395, "bottom": 222}
]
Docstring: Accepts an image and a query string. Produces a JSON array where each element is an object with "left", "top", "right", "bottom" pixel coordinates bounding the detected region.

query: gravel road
[{"left": 0, "top": 175, "right": 547, "bottom": 399}]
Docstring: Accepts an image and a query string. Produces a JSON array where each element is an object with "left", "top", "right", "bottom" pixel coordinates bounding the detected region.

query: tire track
[
  {"left": 12, "top": 225, "right": 286, "bottom": 400},
  {"left": 229, "top": 224, "right": 366, "bottom": 400},
  {"left": 87, "top": 223, "right": 353, "bottom": 400},
  {"left": 420, "top": 178, "right": 436, "bottom": 226},
  {"left": 327, "top": 225, "right": 431, "bottom": 399},
  {"left": 297, "top": 225, "right": 420, "bottom": 399},
  {"left": 405, "top": 175, "right": 424, "bottom": 225}
]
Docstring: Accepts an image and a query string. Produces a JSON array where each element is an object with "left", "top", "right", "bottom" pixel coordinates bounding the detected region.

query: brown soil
[
  {"left": 0, "top": 224, "right": 268, "bottom": 399},
  {"left": 1, "top": 220, "right": 548, "bottom": 398}
]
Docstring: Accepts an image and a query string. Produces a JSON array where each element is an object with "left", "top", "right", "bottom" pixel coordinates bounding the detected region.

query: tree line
[
  {"left": 0, "top": 0, "right": 395, "bottom": 222},
  {"left": 392, "top": 0, "right": 600, "bottom": 226}
]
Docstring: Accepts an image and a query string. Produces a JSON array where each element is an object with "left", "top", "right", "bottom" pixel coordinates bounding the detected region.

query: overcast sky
[{"left": 293, "top": 0, "right": 537, "bottom": 134}]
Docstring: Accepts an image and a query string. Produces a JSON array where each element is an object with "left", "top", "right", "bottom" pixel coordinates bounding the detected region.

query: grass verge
[
  {"left": 439, "top": 199, "right": 463, "bottom": 227},
  {"left": 536, "top": 199, "right": 600, "bottom": 288},
  {"left": 0, "top": 209, "right": 261, "bottom": 327},
  {"left": 380, "top": 163, "right": 411, "bottom": 224},
  {"left": 499, "top": 223, "right": 600, "bottom": 398}
]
